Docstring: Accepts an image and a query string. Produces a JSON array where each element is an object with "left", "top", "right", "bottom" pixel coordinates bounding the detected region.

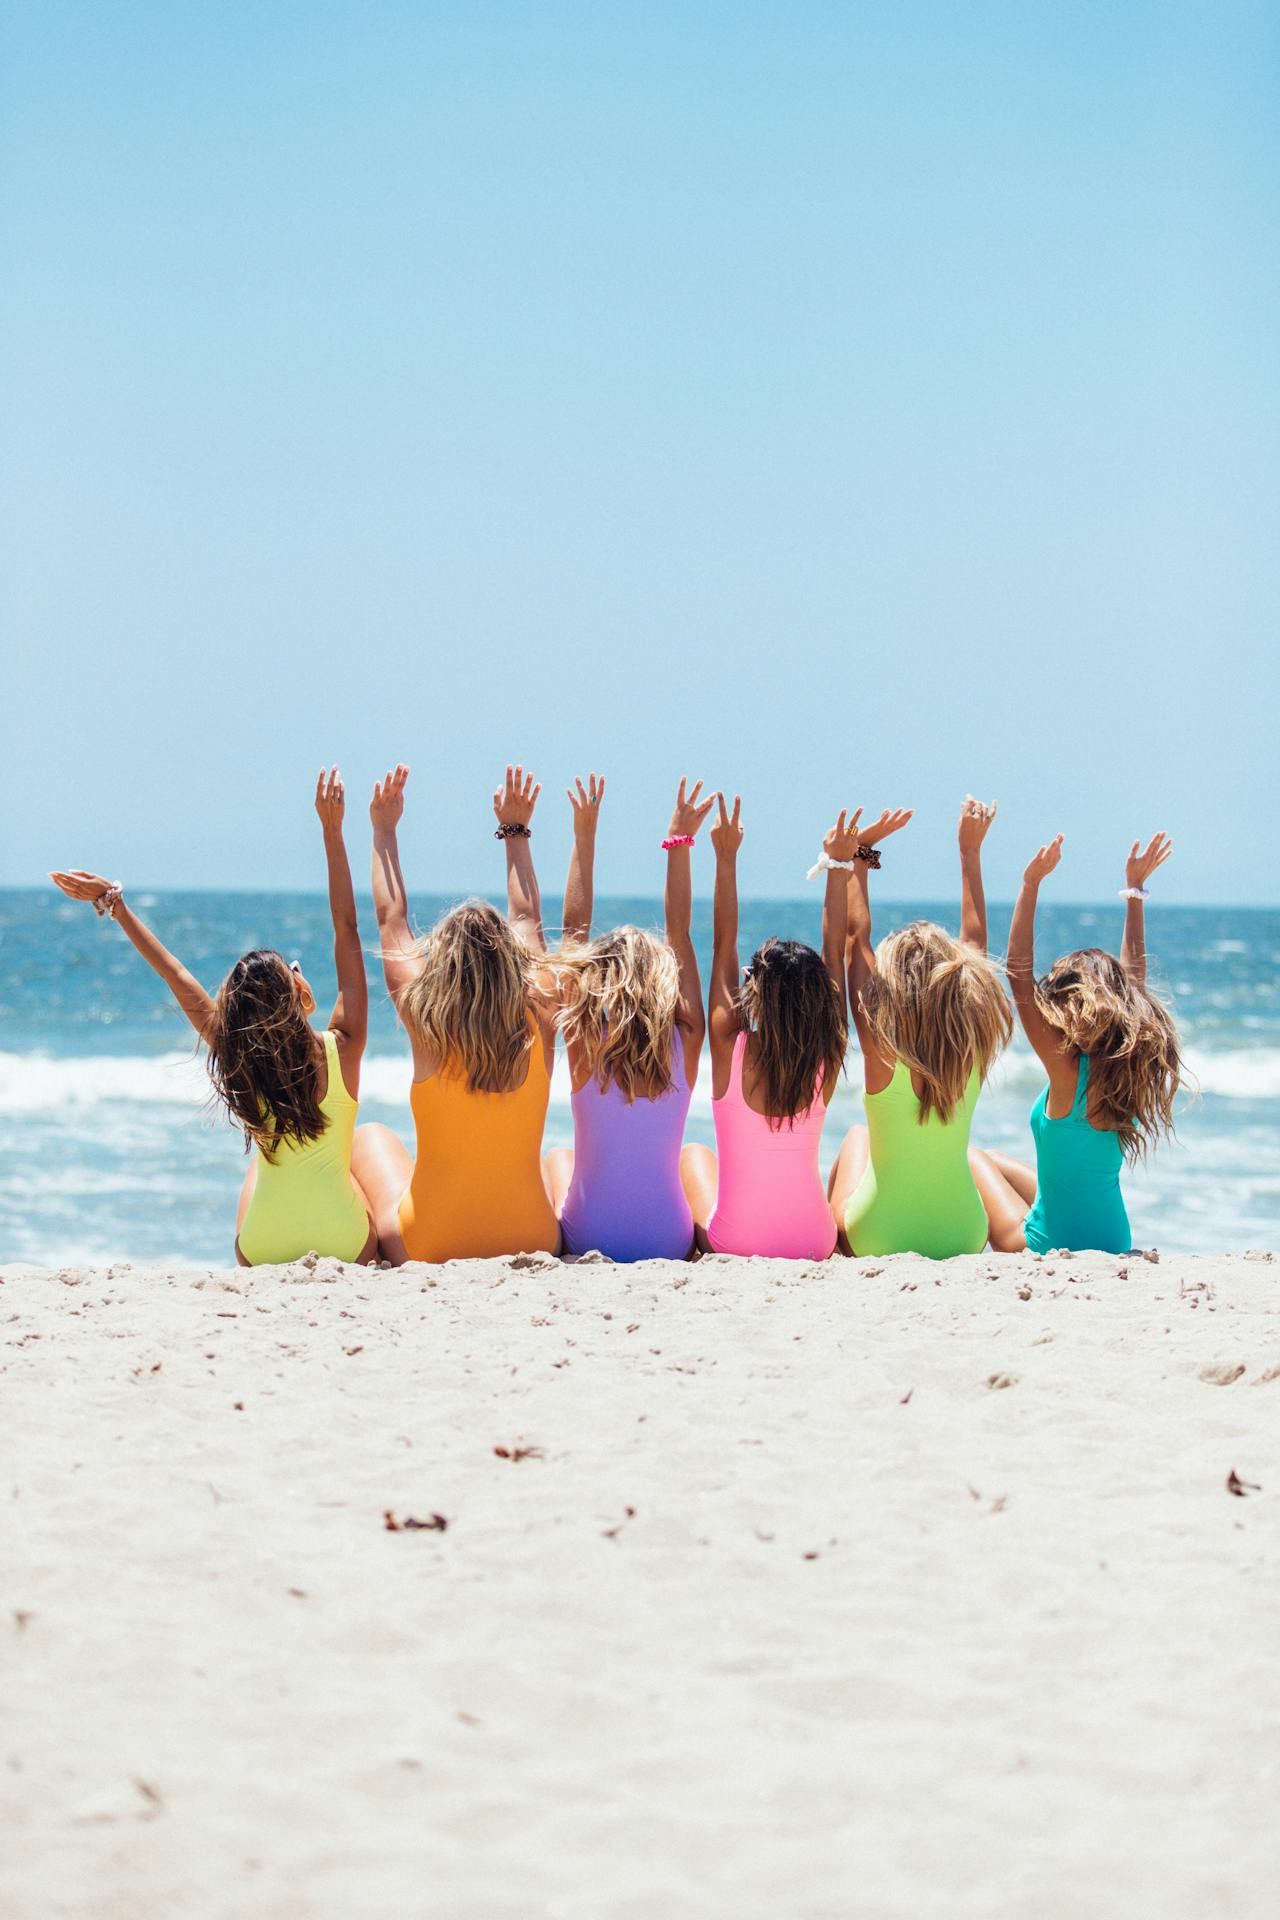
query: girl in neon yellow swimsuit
[
  {"left": 51, "top": 770, "right": 380, "bottom": 1266},
  {"left": 828, "top": 798, "right": 1014, "bottom": 1258}
]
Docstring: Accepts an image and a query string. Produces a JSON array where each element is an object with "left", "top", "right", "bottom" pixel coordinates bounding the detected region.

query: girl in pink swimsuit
[{"left": 679, "top": 795, "right": 862, "bottom": 1260}]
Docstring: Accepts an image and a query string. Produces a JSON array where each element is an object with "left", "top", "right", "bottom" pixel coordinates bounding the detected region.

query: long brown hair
[
  {"left": 558, "top": 926, "right": 680, "bottom": 1102},
  {"left": 399, "top": 899, "right": 536, "bottom": 1093},
  {"left": 1035, "top": 948, "right": 1181, "bottom": 1161},
  {"left": 739, "top": 938, "right": 846, "bottom": 1126},
  {"left": 205, "top": 949, "right": 325, "bottom": 1158},
  {"left": 862, "top": 921, "right": 1012, "bottom": 1124}
]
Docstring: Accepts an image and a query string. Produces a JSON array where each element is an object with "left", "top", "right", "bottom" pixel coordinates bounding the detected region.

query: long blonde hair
[
  {"left": 399, "top": 900, "right": 535, "bottom": 1094},
  {"left": 862, "top": 921, "right": 1012, "bottom": 1124},
  {"left": 1035, "top": 948, "right": 1181, "bottom": 1162},
  {"left": 557, "top": 926, "right": 680, "bottom": 1102}
]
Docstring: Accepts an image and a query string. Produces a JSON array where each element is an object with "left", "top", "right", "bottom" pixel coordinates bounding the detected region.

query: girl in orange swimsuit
[{"left": 353, "top": 762, "right": 561, "bottom": 1264}]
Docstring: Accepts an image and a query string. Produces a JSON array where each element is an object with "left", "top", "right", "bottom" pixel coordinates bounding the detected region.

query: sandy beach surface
[{"left": 3, "top": 1248, "right": 1277, "bottom": 1920}]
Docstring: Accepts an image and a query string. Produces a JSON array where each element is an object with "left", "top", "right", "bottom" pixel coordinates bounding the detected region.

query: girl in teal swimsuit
[
  {"left": 970, "top": 832, "right": 1183, "bottom": 1254},
  {"left": 828, "top": 798, "right": 1014, "bottom": 1258}
]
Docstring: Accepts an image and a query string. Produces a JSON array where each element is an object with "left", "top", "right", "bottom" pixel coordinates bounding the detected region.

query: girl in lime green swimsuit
[
  {"left": 828, "top": 798, "right": 1014, "bottom": 1258},
  {"left": 51, "top": 771, "right": 380, "bottom": 1266}
]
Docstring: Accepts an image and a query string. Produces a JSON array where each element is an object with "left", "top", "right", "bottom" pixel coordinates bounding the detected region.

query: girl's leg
[
  {"left": 543, "top": 1147, "right": 573, "bottom": 1214},
  {"left": 233, "top": 1158, "right": 258, "bottom": 1266},
  {"left": 978, "top": 1148, "right": 1037, "bottom": 1207},
  {"left": 826, "top": 1125, "right": 869, "bottom": 1208},
  {"left": 968, "top": 1148, "right": 1032, "bottom": 1253},
  {"left": 349, "top": 1169, "right": 380, "bottom": 1265},
  {"left": 350, "top": 1123, "right": 413, "bottom": 1266},
  {"left": 679, "top": 1144, "right": 717, "bottom": 1241},
  {"left": 826, "top": 1125, "right": 869, "bottom": 1253}
]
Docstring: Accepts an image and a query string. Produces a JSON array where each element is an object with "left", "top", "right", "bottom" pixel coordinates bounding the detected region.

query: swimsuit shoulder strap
[
  {"left": 321, "top": 1027, "right": 352, "bottom": 1109},
  {"left": 724, "top": 1027, "right": 749, "bottom": 1101}
]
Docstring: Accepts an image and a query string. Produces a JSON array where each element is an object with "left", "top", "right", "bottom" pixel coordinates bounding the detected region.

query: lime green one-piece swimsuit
[
  {"left": 844, "top": 1061, "right": 988, "bottom": 1259},
  {"left": 237, "top": 1029, "right": 369, "bottom": 1265}
]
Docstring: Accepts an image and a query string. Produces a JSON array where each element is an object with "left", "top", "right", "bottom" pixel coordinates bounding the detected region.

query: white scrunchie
[{"left": 806, "top": 854, "right": 856, "bottom": 881}]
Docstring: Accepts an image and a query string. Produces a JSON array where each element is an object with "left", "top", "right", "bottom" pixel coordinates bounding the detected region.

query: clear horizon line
[{"left": 5, "top": 883, "right": 1272, "bottom": 912}]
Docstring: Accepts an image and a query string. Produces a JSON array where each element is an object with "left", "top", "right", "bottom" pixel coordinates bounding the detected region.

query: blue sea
[{"left": 1, "top": 887, "right": 1276, "bottom": 1263}]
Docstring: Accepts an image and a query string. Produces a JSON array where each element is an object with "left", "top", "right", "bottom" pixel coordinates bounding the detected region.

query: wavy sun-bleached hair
[
  {"left": 739, "top": 938, "right": 847, "bottom": 1128},
  {"left": 861, "top": 920, "right": 1013, "bottom": 1124},
  {"left": 398, "top": 899, "right": 536, "bottom": 1094},
  {"left": 557, "top": 926, "right": 680, "bottom": 1103},
  {"left": 1034, "top": 948, "right": 1181, "bottom": 1162},
  {"left": 205, "top": 949, "right": 325, "bottom": 1159}
]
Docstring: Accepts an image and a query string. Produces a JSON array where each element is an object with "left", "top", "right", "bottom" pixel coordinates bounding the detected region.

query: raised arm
[
  {"left": 1007, "top": 836, "right": 1072, "bottom": 1076},
  {"left": 842, "top": 809, "right": 913, "bottom": 1050},
  {"left": 562, "top": 773, "right": 604, "bottom": 945},
  {"left": 816, "top": 806, "right": 863, "bottom": 992},
  {"left": 1120, "top": 832, "right": 1173, "bottom": 988},
  {"left": 707, "top": 793, "right": 744, "bottom": 1058},
  {"left": 369, "top": 764, "right": 421, "bottom": 1007},
  {"left": 958, "top": 794, "right": 997, "bottom": 953},
  {"left": 664, "top": 777, "right": 716, "bottom": 1055},
  {"left": 493, "top": 764, "right": 545, "bottom": 955},
  {"left": 315, "top": 768, "right": 366, "bottom": 1060},
  {"left": 49, "top": 871, "right": 215, "bottom": 1039}
]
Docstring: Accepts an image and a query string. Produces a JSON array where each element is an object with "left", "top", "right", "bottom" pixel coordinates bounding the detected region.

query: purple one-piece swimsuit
[{"left": 559, "top": 1031, "right": 695, "bottom": 1261}]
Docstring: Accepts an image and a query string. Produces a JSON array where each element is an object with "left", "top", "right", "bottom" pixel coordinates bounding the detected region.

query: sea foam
[{"left": 4, "top": 1044, "right": 1278, "bottom": 1113}]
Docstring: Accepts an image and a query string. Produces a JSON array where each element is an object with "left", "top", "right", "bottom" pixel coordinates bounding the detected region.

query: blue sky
[{"left": 3, "top": 1, "right": 1277, "bottom": 903}]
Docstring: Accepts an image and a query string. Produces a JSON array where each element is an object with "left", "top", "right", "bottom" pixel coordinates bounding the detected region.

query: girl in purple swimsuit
[{"left": 543, "top": 775, "right": 715, "bottom": 1262}]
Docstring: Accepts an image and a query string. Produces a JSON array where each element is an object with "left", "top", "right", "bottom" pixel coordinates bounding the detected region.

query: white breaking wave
[
  {"left": 3, "top": 1042, "right": 1278, "bottom": 1116},
  {"left": 1181, "top": 1047, "right": 1280, "bottom": 1101},
  {"left": 0, "top": 1050, "right": 209, "bottom": 1113}
]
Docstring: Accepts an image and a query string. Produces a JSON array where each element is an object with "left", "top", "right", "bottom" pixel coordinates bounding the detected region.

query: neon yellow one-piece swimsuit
[
  {"left": 237, "top": 1029, "right": 369, "bottom": 1265},
  {"left": 844, "top": 1061, "right": 988, "bottom": 1259}
]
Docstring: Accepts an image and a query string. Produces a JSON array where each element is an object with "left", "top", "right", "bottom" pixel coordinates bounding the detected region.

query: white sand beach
[{"left": 3, "top": 1249, "right": 1278, "bottom": 1919}]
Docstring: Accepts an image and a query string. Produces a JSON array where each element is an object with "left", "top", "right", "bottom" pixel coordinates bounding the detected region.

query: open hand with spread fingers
[
  {"left": 1126, "top": 831, "right": 1173, "bottom": 892},
  {"left": 494, "top": 764, "right": 541, "bottom": 832},
  {"left": 711, "top": 792, "right": 743, "bottom": 859},
  {"left": 315, "top": 766, "right": 346, "bottom": 831},
  {"left": 668, "top": 777, "right": 716, "bottom": 843},
  {"left": 1024, "top": 835, "right": 1064, "bottom": 886},
  {"left": 958, "top": 794, "right": 997, "bottom": 853},
  {"left": 567, "top": 773, "right": 605, "bottom": 840},
  {"left": 857, "top": 807, "right": 913, "bottom": 849},
  {"left": 370, "top": 765, "right": 409, "bottom": 833}
]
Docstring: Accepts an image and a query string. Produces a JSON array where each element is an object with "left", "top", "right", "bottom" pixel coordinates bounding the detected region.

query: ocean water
[{"left": 1, "top": 887, "right": 1276, "bottom": 1262}]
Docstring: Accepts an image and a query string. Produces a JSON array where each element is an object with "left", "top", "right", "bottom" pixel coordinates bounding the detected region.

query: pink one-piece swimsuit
[{"left": 706, "top": 1030, "right": 837, "bottom": 1260}]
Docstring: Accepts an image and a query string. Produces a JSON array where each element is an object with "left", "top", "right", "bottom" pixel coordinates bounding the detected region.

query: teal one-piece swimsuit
[{"left": 1023, "top": 1055, "right": 1130, "bottom": 1255}]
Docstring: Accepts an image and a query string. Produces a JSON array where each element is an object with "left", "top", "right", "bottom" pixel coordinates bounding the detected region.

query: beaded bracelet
[
  {"left": 494, "top": 823, "right": 532, "bottom": 840},
  {"left": 662, "top": 834, "right": 696, "bottom": 850},
  {"left": 855, "top": 846, "right": 882, "bottom": 869}
]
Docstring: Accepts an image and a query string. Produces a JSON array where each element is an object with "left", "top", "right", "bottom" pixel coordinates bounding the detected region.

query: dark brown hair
[
  {"left": 205, "top": 949, "right": 325, "bottom": 1158},
  {"left": 739, "top": 938, "right": 846, "bottom": 1126},
  {"left": 1034, "top": 948, "right": 1181, "bottom": 1162}
]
